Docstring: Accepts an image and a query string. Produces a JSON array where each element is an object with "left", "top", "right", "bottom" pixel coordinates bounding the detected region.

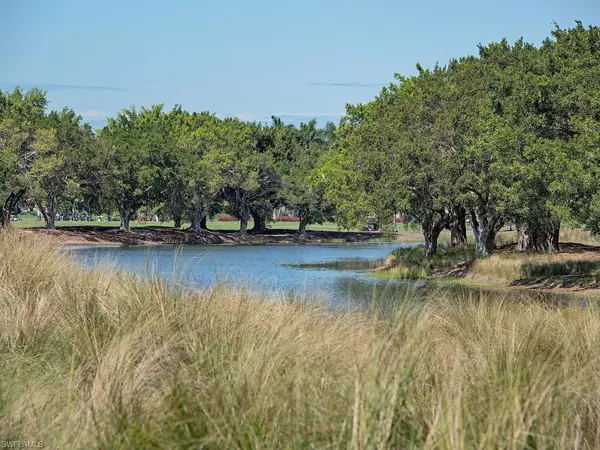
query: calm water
[
  {"left": 72, "top": 242, "right": 587, "bottom": 309},
  {"left": 72, "top": 242, "right": 423, "bottom": 307}
]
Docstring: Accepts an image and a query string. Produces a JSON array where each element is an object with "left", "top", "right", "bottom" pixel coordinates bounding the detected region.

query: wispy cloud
[
  {"left": 221, "top": 112, "right": 344, "bottom": 122},
  {"left": 0, "top": 82, "right": 126, "bottom": 92},
  {"left": 79, "top": 109, "right": 107, "bottom": 119},
  {"left": 307, "top": 81, "right": 385, "bottom": 88}
]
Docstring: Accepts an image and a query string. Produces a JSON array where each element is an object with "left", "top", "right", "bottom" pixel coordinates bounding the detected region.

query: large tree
[
  {"left": 26, "top": 108, "right": 93, "bottom": 229},
  {"left": 271, "top": 118, "right": 335, "bottom": 234},
  {"left": 0, "top": 87, "right": 47, "bottom": 227},
  {"left": 545, "top": 23, "right": 600, "bottom": 238},
  {"left": 96, "top": 106, "right": 167, "bottom": 231},
  {"left": 204, "top": 118, "right": 269, "bottom": 234},
  {"left": 321, "top": 69, "right": 463, "bottom": 256},
  {"left": 175, "top": 111, "right": 225, "bottom": 232}
]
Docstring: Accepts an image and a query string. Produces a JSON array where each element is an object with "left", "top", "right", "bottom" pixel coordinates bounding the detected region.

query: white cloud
[{"left": 79, "top": 109, "right": 107, "bottom": 119}]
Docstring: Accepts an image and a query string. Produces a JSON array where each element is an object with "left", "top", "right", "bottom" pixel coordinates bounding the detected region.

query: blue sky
[{"left": 1, "top": 0, "right": 598, "bottom": 128}]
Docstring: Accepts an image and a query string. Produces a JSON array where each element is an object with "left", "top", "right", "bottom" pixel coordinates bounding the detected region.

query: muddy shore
[{"left": 24, "top": 226, "right": 416, "bottom": 247}]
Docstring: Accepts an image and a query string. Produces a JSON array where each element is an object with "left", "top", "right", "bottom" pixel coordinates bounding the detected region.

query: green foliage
[
  {"left": 271, "top": 118, "right": 335, "bottom": 232},
  {"left": 320, "top": 22, "right": 600, "bottom": 257},
  {"left": 95, "top": 105, "right": 177, "bottom": 230},
  {"left": 0, "top": 87, "right": 48, "bottom": 225},
  {"left": 2, "top": 21, "right": 600, "bottom": 244},
  {"left": 26, "top": 108, "right": 93, "bottom": 228},
  {"left": 378, "top": 245, "right": 476, "bottom": 279}
]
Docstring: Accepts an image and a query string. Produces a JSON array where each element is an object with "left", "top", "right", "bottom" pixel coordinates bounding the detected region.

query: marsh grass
[
  {"left": 373, "top": 245, "right": 477, "bottom": 280},
  {"left": 3, "top": 231, "right": 600, "bottom": 448},
  {"left": 470, "top": 251, "right": 600, "bottom": 285},
  {"left": 382, "top": 228, "right": 600, "bottom": 287},
  {"left": 561, "top": 228, "right": 600, "bottom": 246}
]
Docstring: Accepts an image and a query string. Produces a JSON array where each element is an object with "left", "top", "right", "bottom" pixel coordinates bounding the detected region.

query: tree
[
  {"left": 175, "top": 111, "right": 225, "bottom": 232},
  {"left": 0, "top": 87, "right": 47, "bottom": 227},
  {"left": 26, "top": 108, "right": 93, "bottom": 229},
  {"left": 204, "top": 119, "right": 258, "bottom": 233},
  {"left": 96, "top": 106, "right": 166, "bottom": 231},
  {"left": 544, "top": 23, "right": 600, "bottom": 239},
  {"left": 271, "top": 118, "right": 335, "bottom": 234},
  {"left": 204, "top": 119, "right": 280, "bottom": 234},
  {"left": 320, "top": 98, "right": 404, "bottom": 233},
  {"left": 322, "top": 70, "right": 463, "bottom": 257}
]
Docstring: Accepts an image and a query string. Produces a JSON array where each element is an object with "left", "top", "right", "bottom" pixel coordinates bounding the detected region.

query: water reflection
[{"left": 71, "top": 242, "right": 593, "bottom": 310}]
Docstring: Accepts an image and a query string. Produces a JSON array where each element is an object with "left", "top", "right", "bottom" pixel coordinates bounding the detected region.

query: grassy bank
[
  {"left": 376, "top": 228, "right": 600, "bottom": 294},
  {"left": 3, "top": 232, "right": 600, "bottom": 447},
  {"left": 373, "top": 245, "right": 477, "bottom": 279}
]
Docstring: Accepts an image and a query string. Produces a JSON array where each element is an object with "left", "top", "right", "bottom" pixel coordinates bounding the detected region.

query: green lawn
[{"left": 10, "top": 214, "right": 347, "bottom": 232}]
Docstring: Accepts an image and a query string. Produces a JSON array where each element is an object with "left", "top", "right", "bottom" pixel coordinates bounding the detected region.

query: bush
[
  {"left": 387, "top": 244, "right": 476, "bottom": 278},
  {"left": 217, "top": 215, "right": 238, "bottom": 222},
  {"left": 277, "top": 215, "right": 300, "bottom": 222}
]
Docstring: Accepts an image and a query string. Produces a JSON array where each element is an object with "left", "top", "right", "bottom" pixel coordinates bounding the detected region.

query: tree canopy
[
  {"left": 1, "top": 22, "right": 599, "bottom": 259},
  {"left": 320, "top": 22, "right": 600, "bottom": 256}
]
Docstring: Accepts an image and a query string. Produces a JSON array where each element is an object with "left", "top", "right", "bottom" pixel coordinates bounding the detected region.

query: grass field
[{"left": 3, "top": 231, "right": 600, "bottom": 448}]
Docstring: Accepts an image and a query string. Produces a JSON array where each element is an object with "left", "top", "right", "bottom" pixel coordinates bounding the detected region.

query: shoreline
[
  {"left": 371, "top": 242, "right": 600, "bottom": 298},
  {"left": 22, "top": 226, "right": 423, "bottom": 247}
]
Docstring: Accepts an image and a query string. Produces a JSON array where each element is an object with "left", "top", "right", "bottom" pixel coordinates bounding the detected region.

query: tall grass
[
  {"left": 2, "top": 231, "right": 600, "bottom": 448},
  {"left": 375, "top": 245, "right": 477, "bottom": 279},
  {"left": 561, "top": 227, "right": 600, "bottom": 246},
  {"left": 470, "top": 252, "right": 600, "bottom": 284}
]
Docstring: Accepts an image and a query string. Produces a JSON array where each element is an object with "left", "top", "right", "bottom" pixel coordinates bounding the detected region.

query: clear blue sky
[{"left": 1, "top": 0, "right": 598, "bottom": 128}]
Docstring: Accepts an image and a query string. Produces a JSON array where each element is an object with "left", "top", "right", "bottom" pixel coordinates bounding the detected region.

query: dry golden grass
[
  {"left": 464, "top": 228, "right": 600, "bottom": 285},
  {"left": 494, "top": 227, "right": 600, "bottom": 248},
  {"left": 561, "top": 228, "right": 600, "bottom": 246},
  {"left": 469, "top": 236, "right": 600, "bottom": 286},
  {"left": 3, "top": 231, "right": 600, "bottom": 448}
]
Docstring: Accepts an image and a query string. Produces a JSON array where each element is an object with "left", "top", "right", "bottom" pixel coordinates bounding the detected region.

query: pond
[
  {"left": 72, "top": 242, "right": 425, "bottom": 308},
  {"left": 71, "top": 242, "right": 588, "bottom": 309}
]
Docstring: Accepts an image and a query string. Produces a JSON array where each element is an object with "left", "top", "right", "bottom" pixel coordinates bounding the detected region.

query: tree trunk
[
  {"left": 516, "top": 223, "right": 531, "bottom": 251},
  {"left": 516, "top": 221, "right": 560, "bottom": 252},
  {"left": 239, "top": 215, "right": 249, "bottom": 234},
  {"left": 470, "top": 207, "right": 502, "bottom": 257},
  {"left": 39, "top": 198, "right": 58, "bottom": 230},
  {"left": 551, "top": 222, "right": 560, "bottom": 251},
  {"left": 170, "top": 188, "right": 185, "bottom": 229},
  {"left": 0, "top": 190, "right": 25, "bottom": 228},
  {"left": 251, "top": 211, "right": 266, "bottom": 233},
  {"left": 450, "top": 206, "right": 467, "bottom": 247},
  {"left": 119, "top": 207, "right": 133, "bottom": 232},
  {"left": 200, "top": 215, "right": 208, "bottom": 230},
  {"left": 0, "top": 207, "right": 10, "bottom": 228},
  {"left": 45, "top": 213, "right": 56, "bottom": 230},
  {"left": 298, "top": 218, "right": 308, "bottom": 235},
  {"left": 188, "top": 205, "right": 204, "bottom": 232},
  {"left": 422, "top": 216, "right": 446, "bottom": 258},
  {"left": 173, "top": 214, "right": 182, "bottom": 229},
  {"left": 41, "top": 207, "right": 56, "bottom": 230}
]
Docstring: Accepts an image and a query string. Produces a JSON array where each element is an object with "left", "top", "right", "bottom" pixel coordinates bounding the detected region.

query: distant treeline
[
  {"left": 0, "top": 96, "right": 337, "bottom": 234},
  {"left": 1, "top": 22, "right": 599, "bottom": 257}
]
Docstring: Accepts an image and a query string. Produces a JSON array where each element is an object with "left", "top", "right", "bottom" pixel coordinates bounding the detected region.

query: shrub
[
  {"left": 217, "top": 215, "right": 238, "bottom": 222},
  {"left": 277, "top": 215, "right": 300, "bottom": 222}
]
